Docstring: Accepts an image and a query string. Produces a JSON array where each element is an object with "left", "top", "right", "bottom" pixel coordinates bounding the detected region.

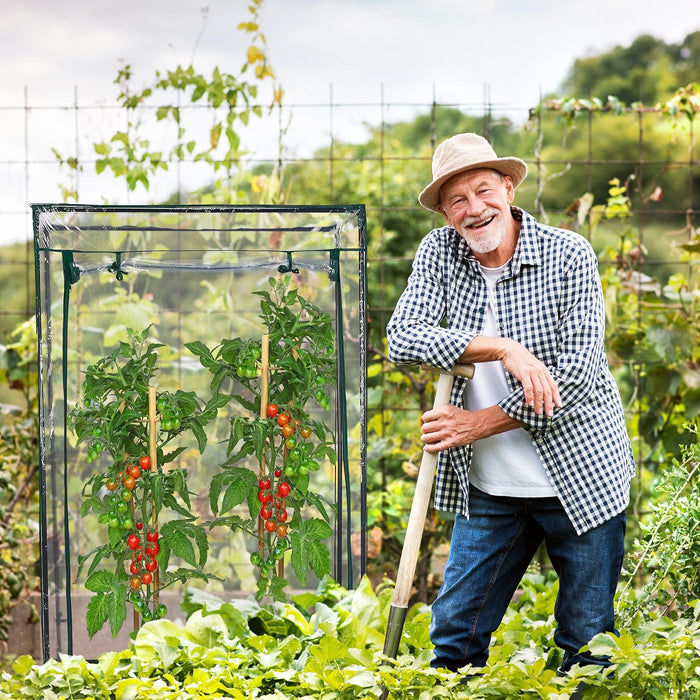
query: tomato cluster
[
  {"left": 100, "top": 455, "right": 151, "bottom": 530},
  {"left": 127, "top": 529, "right": 160, "bottom": 593},
  {"left": 86, "top": 426, "right": 105, "bottom": 462},
  {"left": 236, "top": 344, "right": 261, "bottom": 380},
  {"left": 156, "top": 395, "right": 182, "bottom": 432},
  {"left": 129, "top": 590, "right": 167, "bottom": 622},
  {"left": 270, "top": 409, "right": 320, "bottom": 479},
  {"left": 258, "top": 478, "right": 290, "bottom": 538}
]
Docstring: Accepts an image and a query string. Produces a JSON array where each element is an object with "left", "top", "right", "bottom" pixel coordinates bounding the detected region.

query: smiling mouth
[{"left": 467, "top": 215, "right": 495, "bottom": 230}]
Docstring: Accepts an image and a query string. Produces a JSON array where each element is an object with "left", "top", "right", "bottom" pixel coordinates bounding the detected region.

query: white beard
[{"left": 460, "top": 208, "right": 506, "bottom": 254}]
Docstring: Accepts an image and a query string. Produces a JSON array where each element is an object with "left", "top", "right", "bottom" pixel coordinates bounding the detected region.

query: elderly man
[{"left": 386, "top": 133, "right": 634, "bottom": 674}]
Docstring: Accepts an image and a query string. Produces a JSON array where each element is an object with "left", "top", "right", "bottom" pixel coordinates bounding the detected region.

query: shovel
[{"left": 381, "top": 363, "right": 474, "bottom": 669}]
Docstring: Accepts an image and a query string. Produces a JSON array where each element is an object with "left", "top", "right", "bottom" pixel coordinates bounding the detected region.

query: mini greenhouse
[{"left": 32, "top": 204, "right": 367, "bottom": 660}]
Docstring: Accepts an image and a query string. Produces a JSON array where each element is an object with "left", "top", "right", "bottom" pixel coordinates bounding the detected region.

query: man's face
[{"left": 437, "top": 169, "right": 514, "bottom": 255}]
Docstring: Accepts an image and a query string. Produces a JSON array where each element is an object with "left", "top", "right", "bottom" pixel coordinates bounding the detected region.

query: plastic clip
[
  {"left": 278, "top": 252, "right": 299, "bottom": 274},
  {"left": 108, "top": 253, "right": 128, "bottom": 281}
]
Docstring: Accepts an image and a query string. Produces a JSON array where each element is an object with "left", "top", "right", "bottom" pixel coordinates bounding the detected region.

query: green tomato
[
  {"left": 141, "top": 609, "right": 153, "bottom": 622},
  {"left": 116, "top": 500, "right": 129, "bottom": 514},
  {"left": 108, "top": 515, "right": 120, "bottom": 529},
  {"left": 297, "top": 464, "right": 309, "bottom": 476},
  {"left": 250, "top": 551, "right": 262, "bottom": 566},
  {"left": 132, "top": 598, "right": 146, "bottom": 613},
  {"left": 155, "top": 604, "right": 168, "bottom": 619},
  {"left": 121, "top": 516, "right": 134, "bottom": 530},
  {"left": 284, "top": 464, "right": 297, "bottom": 477},
  {"left": 120, "top": 488, "right": 133, "bottom": 503}
]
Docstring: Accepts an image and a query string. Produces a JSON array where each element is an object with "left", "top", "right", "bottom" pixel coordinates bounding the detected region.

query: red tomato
[
  {"left": 130, "top": 561, "right": 141, "bottom": 575},
  {"left": 264, "top": 519, "right": 276, "bottom": 533},
  {"left": 141, "top": 572, "right": 153, "bottom": 585},
  {"left": 139, "top": 455, "right": 151, "bottom": 470},
  {"left": 276, "top": 413, "right": 289, "bottom": 427},
  {"left": 146, "top": 531, "right": 159, "bottom": 543},
  {"left": 260, "top": 506, "right": 273, "bottom": 520},
  {"left": 266, "top": 403, "right": 278, "bottom": 418},
  {"left": 127, "top": 534, "right": 140, "bottom": 550},
  {"left": 127, "top": 465, "right": 141, "bottom": 480},
  {"left": 258, "top": 478, "right": 271, "bottom": 490},
  {"left": 277, "top": 482, "right": 290, "bottom": 498},
  {"left": 145, "top": 558, "right": 158, "bottom": 572}
]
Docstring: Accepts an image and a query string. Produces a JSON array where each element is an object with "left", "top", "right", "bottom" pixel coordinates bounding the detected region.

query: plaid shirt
[{"left": 386, "top": 208, "right": 635, "bottom": 535}]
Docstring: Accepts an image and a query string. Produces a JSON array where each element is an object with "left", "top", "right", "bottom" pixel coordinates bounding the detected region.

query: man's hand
[
  {"left": 421, "top": 404, "right": 521, "bottom": 453},
  {"left": 499, "top": 340, "right": 562, "bottom": 417},
  {"left": 459, "top": 336, "right": 562, "bottom": 417}
]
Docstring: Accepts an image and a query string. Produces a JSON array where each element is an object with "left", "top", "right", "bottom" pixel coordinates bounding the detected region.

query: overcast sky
[
  {"left": 0, "top": 0, "right": 698, "bottom": 243},
  {"left": 3, "top": 0, "right": 698, "bottom": 113}
]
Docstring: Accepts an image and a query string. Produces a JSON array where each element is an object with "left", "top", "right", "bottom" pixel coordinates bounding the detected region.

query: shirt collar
[{"left": 509, "top": 207, "right": 541, "bottom": 275}]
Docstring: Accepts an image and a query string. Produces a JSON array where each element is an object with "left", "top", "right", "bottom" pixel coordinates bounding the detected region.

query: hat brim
[{"left": 418, "top": 157, "right": 528, "bottom": 213}]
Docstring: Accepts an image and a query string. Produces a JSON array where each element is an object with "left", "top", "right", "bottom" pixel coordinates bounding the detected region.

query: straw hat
[{"left": 418, "top": 133, "right": 528, "bottom": 213}]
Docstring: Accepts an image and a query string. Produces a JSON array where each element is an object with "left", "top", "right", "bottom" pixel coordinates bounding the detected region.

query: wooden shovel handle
[{"left": 391, "top": 371, "right": 456, "bottom": 608}]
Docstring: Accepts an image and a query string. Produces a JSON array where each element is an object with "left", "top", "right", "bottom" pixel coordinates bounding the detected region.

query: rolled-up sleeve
[
  {"left": 498, "top": 238, "right": 606, "bottom": 434},
  {"left": 387, "top": 231, "right": 476, "bottom": 369}
]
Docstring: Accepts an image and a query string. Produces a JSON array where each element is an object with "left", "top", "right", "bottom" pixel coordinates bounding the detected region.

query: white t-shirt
[{"left": 465, "top": 261, "right": 556, "bottom": 497}]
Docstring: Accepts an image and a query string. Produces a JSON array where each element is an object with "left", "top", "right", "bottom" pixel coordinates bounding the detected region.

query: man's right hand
[{"left": 459, "top": 336, "right": 562, "bottom": 417}]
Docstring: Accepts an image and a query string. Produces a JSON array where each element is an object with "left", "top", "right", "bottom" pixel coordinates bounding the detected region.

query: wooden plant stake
[{"left": 148, "top": 386, "right": 160, "bottom": 609}]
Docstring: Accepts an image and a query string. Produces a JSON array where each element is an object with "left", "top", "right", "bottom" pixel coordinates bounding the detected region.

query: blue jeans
[{"left": 430, "top": 486, "right": 626, "bottom": 672}]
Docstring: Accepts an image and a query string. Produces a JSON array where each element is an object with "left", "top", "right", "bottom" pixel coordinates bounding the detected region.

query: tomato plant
[
  {"left": 187, "top": 277, "right": 337, "bottom": 602},
  {"left": 69, "top": 327, "right": 222, "bottom": 638}
]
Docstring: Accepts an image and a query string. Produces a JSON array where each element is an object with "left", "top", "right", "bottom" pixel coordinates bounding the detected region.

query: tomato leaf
[
  {"left": 85, "top": 570, "right": 116, "bottom": 594},
  {"left": 86, "top": 593, "right": 109, "bottom": 638},
  {"left": 218, "top": 467, "right": 257, "bottom": 515},
  {"left": 108, "top": 584, "right": 127, "bottom": 638},
  {"left": 290, "top": 519, "right": 333, "bottom": 585},
  {"left": 161, "top": 522, "right": 197, "bottom": 567}
]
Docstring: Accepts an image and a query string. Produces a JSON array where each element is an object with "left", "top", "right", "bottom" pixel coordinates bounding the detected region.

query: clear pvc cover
[{"left": 32, "top": 204, "right": 367, "bottom": 660}]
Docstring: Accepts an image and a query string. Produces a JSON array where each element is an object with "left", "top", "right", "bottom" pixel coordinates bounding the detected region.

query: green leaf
[
  {"left": 167, "top": 528, "right": 198, "bottom": 567},
  {"left": 190, "top": 420, "right": 207, "bottom": 453},
  {"left": 86, "top": 593, "right": 109, "bottom": 638},
  {"left": 108, "top": 585, "right": 127, "bottom": 638},
  {"left": 290, "top": 518, "right": 333, "bottom": 585},
  {"left": 194, "top": 525, "right": 209, "bottom": 567},
  {"left": 216, "top": 467, "right": 257, "bottom": 515},
  {"left": 85, "top": 570, "right": 116, "bottom": 594}
]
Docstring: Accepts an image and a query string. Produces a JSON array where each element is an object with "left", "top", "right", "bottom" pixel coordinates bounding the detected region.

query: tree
[{"left": 560, "top": 31, "right": 699, "bottom": 104}]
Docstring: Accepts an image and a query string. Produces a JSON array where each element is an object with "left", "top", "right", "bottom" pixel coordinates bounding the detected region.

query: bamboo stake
[
  {"left": 148, "top": 386, "right": 159, "bottom": 608},
  {"left": 258, "top": 335, "right": 270, "bottom": 563}
]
